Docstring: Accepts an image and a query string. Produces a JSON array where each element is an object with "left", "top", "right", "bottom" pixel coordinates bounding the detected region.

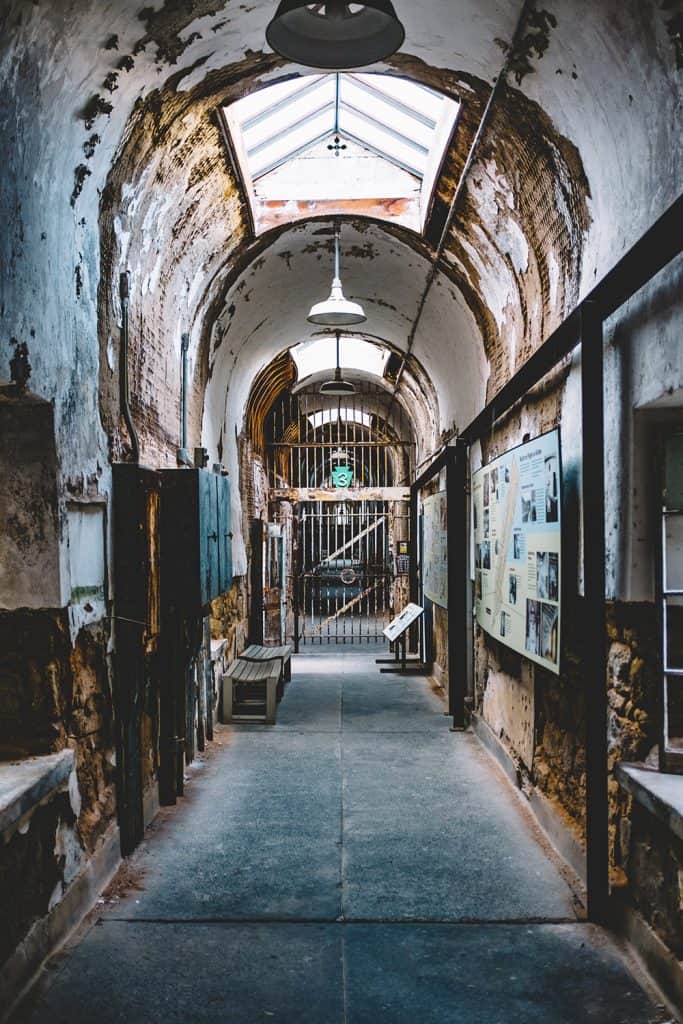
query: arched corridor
[{"left": 0, "top": 0, "right": 682, "bottom": 1019}]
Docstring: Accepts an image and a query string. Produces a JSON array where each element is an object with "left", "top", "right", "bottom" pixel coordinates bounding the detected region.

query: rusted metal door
[{"left": 112, "top": 464, "right": 161, "bottom": 855}]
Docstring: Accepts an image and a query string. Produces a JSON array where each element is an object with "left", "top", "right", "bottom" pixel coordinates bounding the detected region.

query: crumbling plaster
[
  {"left": 1, "top": 0, "right": 678, "bottom": 487},
  {"left": 0, "top": 0, "right": 680, "bottom": 983}
]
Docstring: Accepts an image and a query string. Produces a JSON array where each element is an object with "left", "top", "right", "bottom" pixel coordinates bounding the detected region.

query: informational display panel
[
  {"left": 472, "top": 430, "right": 561, "bottom": 673},
  {"left": 383, "top": 603, "right": 424, "bottom": 642},
  {"left": 422, "top": 491, "right": 448, "bottom": 608}
]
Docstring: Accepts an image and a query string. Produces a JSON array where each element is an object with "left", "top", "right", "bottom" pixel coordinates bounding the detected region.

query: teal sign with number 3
[{"left": 332, "top": 466, "right": 353, "bottom": 488}]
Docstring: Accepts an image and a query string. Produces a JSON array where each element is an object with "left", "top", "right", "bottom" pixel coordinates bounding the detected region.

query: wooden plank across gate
[
  {"left": 318, "top": 514, "right": 387, "bottom": 569},
  {"left": 309, "top": 580, "right": 383, "bottom": 636},
  {"left": 273, "top": 487, "right": 409, "bottom": 503}
]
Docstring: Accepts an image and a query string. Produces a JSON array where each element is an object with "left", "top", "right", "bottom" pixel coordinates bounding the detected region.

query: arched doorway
[{"left": 250, "top": 348, "right": 417, "bottom": 646}]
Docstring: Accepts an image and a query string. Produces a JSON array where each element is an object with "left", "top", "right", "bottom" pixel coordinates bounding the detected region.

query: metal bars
[
  {"left": 447, "top": 441, "right": 469, "bottom": 727},
  {"left": 409, "top": 443, "right": 468, "bottom": 725},
  {"left": 581, "top": 302, "right": 609, "bottom": 924},
  {"left": 297, "top": 502, "right": 392, "bottom": 644},
  {"left": 265, "top": 381, "right": 414, "bottom": 491}
]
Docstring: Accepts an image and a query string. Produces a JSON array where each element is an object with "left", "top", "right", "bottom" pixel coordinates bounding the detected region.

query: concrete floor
[{"left": 14, "top": 653, "right": 671, "bottom": 1023}]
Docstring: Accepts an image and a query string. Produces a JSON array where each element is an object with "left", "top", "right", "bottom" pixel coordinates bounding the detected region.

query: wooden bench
[
  {"left": 222, "top": 658, "right": 281, "bottom": 724},
  {"left": 238, "top": 644, "right": 293, "bottom": 699}
]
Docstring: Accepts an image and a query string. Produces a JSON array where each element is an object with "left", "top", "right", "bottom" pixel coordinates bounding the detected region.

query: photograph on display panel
[{"left": 471, "top": 429, "right": 562, "bottom": 674}]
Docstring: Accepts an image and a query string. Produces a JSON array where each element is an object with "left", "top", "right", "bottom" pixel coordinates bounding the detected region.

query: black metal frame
[
  {"left": 655, "top": 424, "right": 683, "bottom": 774},
  {"left": 415, "top": 194, "right": 682, "bottom": 922},
  {"left": 409, "top": 440, "right": 469, "bottom": 726}
]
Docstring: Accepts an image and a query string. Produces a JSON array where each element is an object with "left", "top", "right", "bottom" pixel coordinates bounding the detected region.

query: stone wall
[
  {"left": 623, "top": 801, "right": 683, "bottom": 960},
  {"left": 0, "top": 793, "right": 75, "bottom": 968},
  {"left": 211, "top": 578, "right": 248, "bottom": 664},
  {"left": 0, "top": 612, "right": 116, "bottom": 966}
]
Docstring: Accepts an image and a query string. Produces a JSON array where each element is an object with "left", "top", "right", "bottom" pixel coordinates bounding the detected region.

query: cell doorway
[{"left": 258, "top": 375, "right": 414, "bottom": 647}]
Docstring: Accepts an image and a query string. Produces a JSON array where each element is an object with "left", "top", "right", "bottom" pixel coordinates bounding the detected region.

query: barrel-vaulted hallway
[
  {"left": 1, "top": 0, "right": 682, "bottom": 1020},
  {"left": 13, "top": 653, "right": 668, "bottom": 1023}
]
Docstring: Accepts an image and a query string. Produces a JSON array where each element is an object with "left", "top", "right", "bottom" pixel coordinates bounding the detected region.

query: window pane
[
  {"left": 340, "top": 78, "right": 434, "bottom": 149},
  {"left": 249, "top": 109, "right": 332, "bottom": 178},
  {"left": 237, "top": 75, "right": 323, "bottom": 124},
  {"left": 665, "top": 434, "right": 683, "bottom": 509},
  {"left": 665, "top": 512, "right": 683, "bottom": 591},
  {"left": 665, "top": 595, "right": 683, "bottom": 669},
  {"left": 665, "top": 674, "right": 683, "bottom": 753},
  {"left": 242, "top": 78, "right": 335, "bottom": 150},
  {"left": 339, "top": 110, "right": 426, "bottom": 175},
  {"left": 354, "top": 73, "right": 444, "bottom": 122}
]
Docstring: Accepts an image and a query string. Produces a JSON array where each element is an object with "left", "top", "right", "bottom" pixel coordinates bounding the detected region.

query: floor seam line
[{"left": 100, "top": 916, "right": 582, "bottom": 926}]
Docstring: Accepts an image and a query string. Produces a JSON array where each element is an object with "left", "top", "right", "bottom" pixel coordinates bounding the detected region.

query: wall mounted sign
[
  {"left": 332, "top": 465, "right": 354, "bottom": 488},
  {"left": 422, "top": 491, "right": 448, "bottom": 608},
  {"left": 472, "top": 429, "right": 562, "bottom": 674}
]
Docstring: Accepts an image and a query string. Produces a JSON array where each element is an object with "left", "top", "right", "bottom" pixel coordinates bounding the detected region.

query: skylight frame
[
  {"left": 308, "top": 408, "right": 372, "bottom": 430},
  {"left": 291, "top": 336, "right": 390, "bottom": 382},
  {"left": 232, "top": 73, "right": 446, "bottom": 183},
  {"left": 222, "top": 72, "right": 460, "bottom": 234}
]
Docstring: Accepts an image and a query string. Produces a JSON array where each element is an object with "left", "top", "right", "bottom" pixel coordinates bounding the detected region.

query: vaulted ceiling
[{"left": 0, "top": 0, "right": 680, "bottom": 481}]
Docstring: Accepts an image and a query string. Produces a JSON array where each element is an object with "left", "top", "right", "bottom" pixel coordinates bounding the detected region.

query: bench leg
[
  {"left": 222, "top": 673, "right": 234, "bottom": 723},
  {"left": 266, "top": 678, "right": 277, "bottom": 725}
]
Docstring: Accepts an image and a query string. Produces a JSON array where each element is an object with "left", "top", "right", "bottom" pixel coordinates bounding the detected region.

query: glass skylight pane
[
  {"left": 340, "top": 79, "right": 433, "bottom": 149},
  {"left": 339, "top": 111, "right": 427, "bottom": 175},
  {"left": 242, "top": 78, "right": 335, "bottom": 151},
  {"left": 308, "top": 408, "right": 371, "bottom": 429},
  {"left": 292, "top": 337, "right": 389, "bottom": 380},
  {"left": 354, "top": 73, "right": 443, "bottom": 122},
  {"left": 236, "top": 75, "right": 323, "bottom": 126},
  {"left": 249, "top": 109, "right": 333, "bottom": 178},
  {"left": 223, "top": 71, "right": 460, "bottom": 234}
]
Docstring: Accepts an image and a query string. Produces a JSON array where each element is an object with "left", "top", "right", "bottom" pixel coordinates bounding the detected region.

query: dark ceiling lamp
[
  {"left": 320, "top": 331, "right": 356, "bottom": 395},
  {"left": 308, "top": 221, "right": 366, "bottom": 326},
  {"left": 266, "top": 1, "right": 405, "bottom": 70}
]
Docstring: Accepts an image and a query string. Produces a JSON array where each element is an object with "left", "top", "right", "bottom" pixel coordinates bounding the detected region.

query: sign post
[{"left": 377, "top": 602, "right": 426, "bottom": 674}]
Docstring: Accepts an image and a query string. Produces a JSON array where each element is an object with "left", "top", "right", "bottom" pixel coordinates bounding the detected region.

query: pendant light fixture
[
  {"left": 320, "top": 331, "right": 356, "bottom": 396},
  {"left": 266, "top": 1, "right": 405, "bottom": 70},
  {"left": 308, "top": 221, "right": 366, "bottom": 326}
]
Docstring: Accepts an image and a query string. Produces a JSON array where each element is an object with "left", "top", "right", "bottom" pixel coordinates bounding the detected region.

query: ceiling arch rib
[{"left": 201, "top": 217, "right": 486, "bottom": 498}]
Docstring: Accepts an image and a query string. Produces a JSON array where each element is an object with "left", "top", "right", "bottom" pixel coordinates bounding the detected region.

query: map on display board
[
  {"left": 422, "top": 491, "right": 448, "bottom": 608},
  {"left": 472, "top": 429, "right": 562, "bottom": 674}
]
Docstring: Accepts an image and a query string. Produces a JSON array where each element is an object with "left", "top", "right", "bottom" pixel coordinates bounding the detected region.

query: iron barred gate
[
  {"left": 297, "top": 500, "right": 392, "bottom": 643},
  {"left": 263, "top": 381, "right": 414, "bottom": 646}
]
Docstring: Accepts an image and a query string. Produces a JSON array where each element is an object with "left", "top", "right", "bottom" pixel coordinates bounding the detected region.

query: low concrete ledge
[
  {"left": 0, "top": 750, "right": 75, "bottom": 836},
  {"left": 616, "top": 762, "right": 683, "bottom": 844},
  {"left": 610, "top": 890, "right": 683, "bottom": 1017},
  {"left": 0, "top": 820, "right": 121, "bottom": 1022}
]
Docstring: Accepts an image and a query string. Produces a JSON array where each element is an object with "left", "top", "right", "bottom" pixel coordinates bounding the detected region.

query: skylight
[
  {"left": 291, "top": 336, "right": 390, "bottom": 381},
  {"left": 223, "top": 74, "right": 459, "bottom": 234},
  {"left": 308, "top": 408, "right": 372, "bottom": 430}
]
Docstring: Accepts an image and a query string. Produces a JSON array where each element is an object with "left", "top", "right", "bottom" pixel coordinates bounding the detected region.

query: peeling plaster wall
[
  {"left": 0, "top": 0, "right": 681, "bottom": 980},
  {"left": 1, "top": 0, "right": 678, "bottom": 514}
]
